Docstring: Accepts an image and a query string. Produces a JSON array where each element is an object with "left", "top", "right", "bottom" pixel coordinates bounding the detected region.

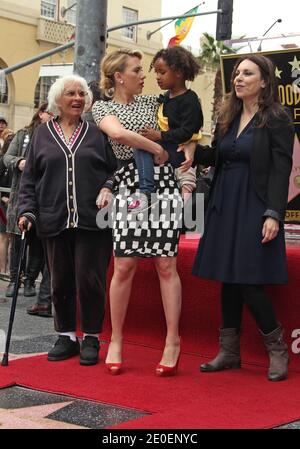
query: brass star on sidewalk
[
  {"left": 275, "top": 67, "right": 282, "bottom": 79},
  {"left": 0, "top": 402, "right": 87, "bottom": 429},
  {"left": 288, "top": 56, "right": 300, "bottom": 72}
]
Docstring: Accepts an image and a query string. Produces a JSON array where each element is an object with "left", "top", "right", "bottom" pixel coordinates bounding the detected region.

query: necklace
[{"left": 54, "top": 120, "right": 82, "bottom": 149}]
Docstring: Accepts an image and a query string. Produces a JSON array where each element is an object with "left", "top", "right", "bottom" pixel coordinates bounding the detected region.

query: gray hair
[{"left": 47, "top": 74, "right": 93, "bottom": 116}]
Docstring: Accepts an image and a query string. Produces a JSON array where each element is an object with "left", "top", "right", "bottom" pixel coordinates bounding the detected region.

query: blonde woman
[{"left": 92, "top": 49, "right": 183, "bottom": 376}]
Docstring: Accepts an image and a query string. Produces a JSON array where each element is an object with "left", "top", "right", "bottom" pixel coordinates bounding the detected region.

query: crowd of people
[{"left": 0, "top": 47, "right": 294, "bottom": 382}]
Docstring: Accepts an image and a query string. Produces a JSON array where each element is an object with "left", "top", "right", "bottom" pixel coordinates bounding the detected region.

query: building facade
[{"left": 0, "top": 0, "right": 213, "bottom": 140}]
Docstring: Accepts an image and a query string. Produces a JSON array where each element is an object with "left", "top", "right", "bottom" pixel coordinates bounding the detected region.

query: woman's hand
[
  {"left": 18, "top": 159, "right": 26, "bottom": 172},
  {"left": 154, "top": 147, "right": 169, "bottom": 165},
  {"left": 1, "top": 196, "right": 9, "bottom": 205},
  {"left": 18, "top": 216, "right": 32, "bottom": 232},
  {"left": 202, "top": 167, "right": 211, "bottom": 175},
  {"left": 178, "top": 142, "right": 196, "bottom": 172},
  {"left": 262, "top": 217, "right": 279, "bottom": 243},
  {"left": 139, "top": 125, "right": 161, "bottom": 142},
  {"left": 96, "top": 188, "right": 113, "bottom": 209}
]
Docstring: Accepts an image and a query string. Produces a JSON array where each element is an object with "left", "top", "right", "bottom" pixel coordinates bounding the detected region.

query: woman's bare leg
[
  {"left": 154, "top": 257, "right": 182, "bottom": 367},
  {"left": 105, "top": 256, "right": 138, "bottom": 364}
]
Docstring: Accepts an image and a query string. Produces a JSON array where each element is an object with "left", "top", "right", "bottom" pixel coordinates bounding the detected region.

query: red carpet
[
  {"left": 1, "top": 236, "right": 300, "bottom": 428},
  {"left": 1, "top": 342, "right": 300, "bottom": 429},
  {"left": 102, "top": 236, "right": 300, "bottom": 371}
]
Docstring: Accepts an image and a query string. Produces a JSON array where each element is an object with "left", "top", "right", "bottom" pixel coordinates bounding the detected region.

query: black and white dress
[{"left": 92, "top": 95, "right": 182, "bottom": 258}]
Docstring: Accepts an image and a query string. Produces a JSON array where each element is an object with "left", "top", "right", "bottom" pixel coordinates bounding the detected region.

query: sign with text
[{"left": 220, "top": 49, "right": 300, "bottom": 223}]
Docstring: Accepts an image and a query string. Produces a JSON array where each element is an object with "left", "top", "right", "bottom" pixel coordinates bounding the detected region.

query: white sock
[
  {"left": 59, "top": 332, "right": 76, "bottom": 342},
  {"left": 83, "top": 333, "right": 99, "bottom": 340}
]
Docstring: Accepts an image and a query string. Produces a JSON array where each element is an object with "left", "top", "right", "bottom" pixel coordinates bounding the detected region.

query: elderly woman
[{"left": 18, "top": 75, "right": 117, "bottom": 366}]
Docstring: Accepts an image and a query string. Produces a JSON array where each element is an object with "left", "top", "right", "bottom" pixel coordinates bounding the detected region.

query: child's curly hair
[{"left": 150, "top": 46, "right": 201, "bottom": 81}]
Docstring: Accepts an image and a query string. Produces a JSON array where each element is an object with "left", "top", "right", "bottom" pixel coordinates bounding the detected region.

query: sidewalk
[
  {"left": 0, "top": 278, "right": 144, "bottom": 430},
  {"left": 0, "top": 278, "right": 55, "bottom": 356}
]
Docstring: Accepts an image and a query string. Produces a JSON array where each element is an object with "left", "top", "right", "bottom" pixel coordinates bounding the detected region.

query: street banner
[{"left": 168, "top": 6, "right": 199, "bottom": 47}]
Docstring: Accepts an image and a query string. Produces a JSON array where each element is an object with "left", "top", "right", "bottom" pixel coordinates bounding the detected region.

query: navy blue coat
[{"left": 194, "top": 115, "right": 294, "bottom": 221}]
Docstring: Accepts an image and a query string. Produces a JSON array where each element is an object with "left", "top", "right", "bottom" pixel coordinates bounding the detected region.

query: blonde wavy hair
[{"left": 100, "top": 48, "right": 143, "bottom": 98}]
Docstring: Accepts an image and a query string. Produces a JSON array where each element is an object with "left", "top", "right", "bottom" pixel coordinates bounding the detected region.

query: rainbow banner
[{"left": 168, "top": 6, "right": 199, "bottom": 47}]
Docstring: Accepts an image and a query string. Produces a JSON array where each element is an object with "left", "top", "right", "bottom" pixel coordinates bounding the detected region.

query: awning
[{"left": 39, "top": 64, "right": 73, "bottom": 78}]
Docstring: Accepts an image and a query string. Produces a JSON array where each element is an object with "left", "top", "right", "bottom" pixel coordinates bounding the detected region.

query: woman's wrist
[
  {"left": 100, "top": 187, "right": 112, "bottom": 193},
  {"left": 154, "top": 143, "right": 164, "bottom": 156}
]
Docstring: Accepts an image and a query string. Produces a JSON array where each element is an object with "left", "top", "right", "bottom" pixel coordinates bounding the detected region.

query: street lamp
[
  {"left": 61, "top": 2, "right": 77, "bottom": 18},
  {"left": 257, "top": 18, "right": 282, "bottom": 52}
]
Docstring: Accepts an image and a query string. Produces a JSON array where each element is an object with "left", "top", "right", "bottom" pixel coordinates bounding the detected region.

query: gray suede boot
[
  {"left": 200, "top": 328, "right": 241, "bottom": 372},
  {"left": 261, "top": 326, "right": 289, "bottom": 381}
]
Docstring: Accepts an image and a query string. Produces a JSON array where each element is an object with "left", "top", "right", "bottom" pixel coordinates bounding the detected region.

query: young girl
[{"left": 129, "top": 46, "right": 203, "bottom": 212}]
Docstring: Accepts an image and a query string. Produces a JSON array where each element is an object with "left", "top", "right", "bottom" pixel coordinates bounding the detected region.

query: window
[
  {"left": 66, "top": 0, "right": 76, "bottom": 25},
  {"left": 34, "top": 76, "right": 58, "bottom": 108},
  {"left": 122, "top": 7, "right": 138, "bottom": 42},
  {"left": 41, "top": 0, "right": 57, "bottom": 20},
  {"left": 0, "top": 70, "right": 8, "bottom": 104}
]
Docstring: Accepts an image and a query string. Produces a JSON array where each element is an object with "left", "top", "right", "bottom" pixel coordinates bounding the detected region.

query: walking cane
[{"left": 1, "top": 231, "right": 27, "bottom": 367}]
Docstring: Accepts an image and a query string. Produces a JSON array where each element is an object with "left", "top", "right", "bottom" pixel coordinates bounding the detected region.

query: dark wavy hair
[
  {"left": 26, "top": 102, "right": 49, "bottom": 134},
  {"left": 218, "top": 54, "right": 291, "bottom": 136},
  {"left": 150, "top": 46, "right": 201, "bottom": 81}
]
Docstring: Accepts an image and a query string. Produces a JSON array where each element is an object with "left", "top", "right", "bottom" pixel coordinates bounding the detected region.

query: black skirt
[{"left": 112, "top": 162, "right": 182, "bottom": 257}]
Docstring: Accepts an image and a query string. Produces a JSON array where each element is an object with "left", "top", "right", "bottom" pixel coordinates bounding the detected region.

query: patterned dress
[{"left": 92, "top": 95, "right": 182, "bottom": 257}]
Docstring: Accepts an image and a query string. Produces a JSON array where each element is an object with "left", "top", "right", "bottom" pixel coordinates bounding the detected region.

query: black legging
[{"left": 221, "top": 283, "right": 278, "bottom": 334}]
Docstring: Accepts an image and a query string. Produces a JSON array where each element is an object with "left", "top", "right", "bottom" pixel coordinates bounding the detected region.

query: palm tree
[{"left": 199, "top": 32, "right": 239, "bottom": 126}]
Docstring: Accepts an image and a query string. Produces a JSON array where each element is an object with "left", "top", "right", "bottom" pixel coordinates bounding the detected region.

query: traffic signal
[{"left": 216, "top": 0, "right": 233, "bottom": 41}]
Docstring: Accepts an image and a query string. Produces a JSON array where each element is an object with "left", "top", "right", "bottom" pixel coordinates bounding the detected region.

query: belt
[
  {"left": 221, "top": 160, "right": 248, "bottom": 170},
  {"left": 210, "top": 160, "right": 248, "bottom": 212}
]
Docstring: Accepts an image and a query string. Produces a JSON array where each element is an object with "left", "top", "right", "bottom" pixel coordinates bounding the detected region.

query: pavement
[
  {"left": 0, "top": 277, "right": 299, "bottom": 431},
  {"left": 0, "top": 278, "right": 145, "bottom": 431}
]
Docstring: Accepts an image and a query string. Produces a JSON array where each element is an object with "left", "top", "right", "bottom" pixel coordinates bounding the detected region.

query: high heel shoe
[
  {"left": 156, "top": 355, "right": 180, "bottom": 377},
  {"left": 105, "top": 340, "right": 123, "bottom": 375},
  {"left": 156, "top": 341, "right": 181, "bottom": 377},
  {"left": 105, "top": 362, "right": 123, "bottom": 375}
]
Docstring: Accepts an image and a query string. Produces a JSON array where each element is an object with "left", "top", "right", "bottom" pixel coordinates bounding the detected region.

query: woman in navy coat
[{"left": 191, "top": 54, "right": 294, "bottom": 381}]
